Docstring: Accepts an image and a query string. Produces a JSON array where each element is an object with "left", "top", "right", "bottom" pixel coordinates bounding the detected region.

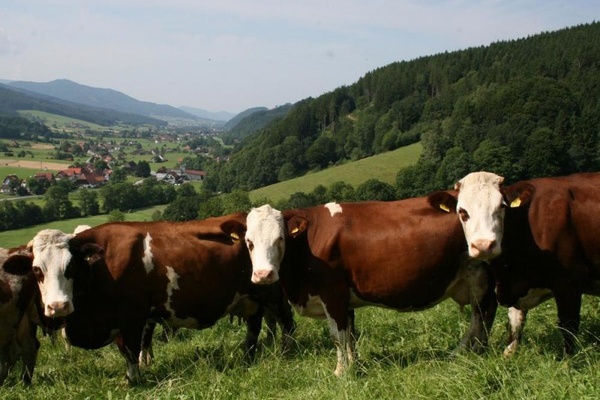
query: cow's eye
[
  {"left": 32, "top": 266, "right": 45, "bottom": 282},
  {"left": 246, "top": 240, "right": 254, "bottom": 252},
  {"left": 458, "top": 208, "right": 470, "bottom": 222}
]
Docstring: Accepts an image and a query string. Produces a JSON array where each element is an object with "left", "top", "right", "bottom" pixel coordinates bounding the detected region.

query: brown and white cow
[
  {"left": 24, "top": 215, "right": 295, "bottom": 384},
  {"left": 246, "top": 201, "right": 497, "bottom": 376},
  {"left": 0, "top": 246, "right": 40, "bottom": 385},
  {"left": 442, "top": 171, "right": 600, "bottom": 355}
]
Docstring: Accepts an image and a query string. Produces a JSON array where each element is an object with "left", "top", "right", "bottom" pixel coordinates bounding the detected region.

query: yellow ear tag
[
  {"left": 510, "top": 198, "right": 521, "bottom": 208},
  {"left": 439, "top": 203, "right": 450, "bottom": 213},
  {"left": 230, "top": 232, "right": 240, "bottom": 242},
  {"left": 291, "top": 227, "right": 299, "bottom": 234}
]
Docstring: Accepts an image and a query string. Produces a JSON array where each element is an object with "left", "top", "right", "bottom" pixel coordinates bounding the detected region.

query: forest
[{"left": 203, "top": 22, "right": 600, "bottom": 197}]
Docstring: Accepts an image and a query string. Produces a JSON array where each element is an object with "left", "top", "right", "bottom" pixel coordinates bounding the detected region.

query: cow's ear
[
  {"left": 503, "top": 183, "right": 535, "bottom": 208},
  {"left": 2, "top": 254, "right": 33, "bottom": 276},
  {"left": 286, "top": 216, "right": 308, "bottom": 238},
  {"left": 427, "top": 190, "right": 457, "bottom": 213},
  {"left": 80, "top": 243, "right": 105, "bottom": 265},
  {"left": 220, "top": 220, "right": 247, "bottom": 243}
]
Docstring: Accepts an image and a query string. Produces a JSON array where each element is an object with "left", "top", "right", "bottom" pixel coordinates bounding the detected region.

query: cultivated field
[{"left": 0, "top": 297, "right": 599, "bottom": 398}]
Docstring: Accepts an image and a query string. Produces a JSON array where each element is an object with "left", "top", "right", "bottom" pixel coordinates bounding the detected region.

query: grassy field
[
  {"left": 249, "top": 142, "right": 422, "bottom": 202},
  {"left": 0, "top": 295, "right": 599, "bottom": 398}
]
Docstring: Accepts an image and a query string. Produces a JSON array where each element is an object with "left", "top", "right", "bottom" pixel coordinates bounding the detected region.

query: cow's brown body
[
  {"left": 0, "top": 247, "right": 40, "bottom": 385},
  {"left": 492, "top": 172, "right": 600, "bottom": 353},
  {"left": 247, "top": 200, "right": 497, "bottom": 375},
  {"left": 28, "top": 215, "right": 294, "bottom": 383}
]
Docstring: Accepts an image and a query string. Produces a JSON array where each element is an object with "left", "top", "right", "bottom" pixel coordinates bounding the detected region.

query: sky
[{"left": 0, "top": 1, "right": 599, "bottom": 115}]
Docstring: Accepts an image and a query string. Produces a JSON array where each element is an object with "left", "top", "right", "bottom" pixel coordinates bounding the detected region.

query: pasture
[
  {"left": 0, "top": 297, "right": 599, "bottom": 398},
  {"left": 249, "top": 142, "right": 422, "bottom": 203}
]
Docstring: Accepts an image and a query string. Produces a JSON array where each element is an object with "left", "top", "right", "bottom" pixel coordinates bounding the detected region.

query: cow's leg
[
  {"left": 504, "top": 307, "right": 528, "bottom": 357},
  {"left": 17, "top": 319, "right": 40, "bottom": 385},
  {"left": 139, "top": 321, "right": 155, "bottom": 367},
  {"left": 322, "top": 302, "right": 355, "bottom": 377},
  {"left": 555, "top": 290, "right": 582, "bottom": 355},
  {"left": 263, "top": 310, "right": 277, "bottom": 344},
  {"left": 0, "top": 346, "right": 12, "bottom": 386},
  {"left": 460, "top": 269, "right": 497, "bottom": 352},
  {"left": 244, "top": 306, "right": 265, "bottom": 360},
  {"left": 114, "top": 321, "right": 146, "bottom": 385}
]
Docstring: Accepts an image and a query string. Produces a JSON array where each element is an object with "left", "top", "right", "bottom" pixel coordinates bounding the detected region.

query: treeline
[
  {"left": 0, "top": 179, "right": 176, "bottom": 231},
  {"left": 206, "top": 22, "right": 600, "bottom": 194},
  {"left": 0, "top": 114, "right": 53, "bottom": 140}
]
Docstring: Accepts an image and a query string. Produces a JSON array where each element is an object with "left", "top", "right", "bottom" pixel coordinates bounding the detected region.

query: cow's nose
[
  {"left": 252, "top": 269, "right": 277, "bottom": 285},
  {"left": 470, "top": 239, "right": 497, "bottom": 259},
  {"left": 47, "top": 301, "right": 73, "bottom": 317}
]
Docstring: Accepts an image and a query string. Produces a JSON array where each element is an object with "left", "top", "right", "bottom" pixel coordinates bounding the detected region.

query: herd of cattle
[{"left": 1, "top": 170, "right": 599, "bottom": 386}]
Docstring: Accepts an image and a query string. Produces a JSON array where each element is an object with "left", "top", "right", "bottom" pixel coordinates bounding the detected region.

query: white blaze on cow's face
[
  {"left": 246, "top": 205, "right": 285, "bottom": 285},
  {"left": 455, "top": 171, "right": 505, "bottom": 260},
  {"left": 31, "top": 229, "right": 76, "bottom": 317}
]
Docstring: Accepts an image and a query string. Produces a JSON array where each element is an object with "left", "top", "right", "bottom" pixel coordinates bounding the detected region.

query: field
[
  {"left": 249, "top": 142, "right": 422, "bottom": 202},
  {"left": 0, "top": 296, "right": 600, "bottom": 398}
]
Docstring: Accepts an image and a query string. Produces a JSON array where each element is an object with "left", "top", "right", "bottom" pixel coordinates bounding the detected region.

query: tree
[
  {"left": 162, "top": 196, "right": 200, "bottom": 221},
  {"left": 43, "top": 186, "right": 78, "bottom": 220},
  {"left": 135, "top": 161, "right": 151, "bottom": 178},
  {"left": 355, "top": 179, "right": 396, "bottom": 201},
  {"left": 79, "top": 189, "right": 100, "bottom": 216}
]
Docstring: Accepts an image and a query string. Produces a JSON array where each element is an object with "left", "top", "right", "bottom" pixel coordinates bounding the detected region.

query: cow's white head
[
  {"left": 30, "top": 229, "right": 77, "bottom": 317},
  {"left": 246, "top": 205, "right": 285, "bottom": 285},
  {"left": 455, "top": 171, "right": 506, "bottom": 260}
]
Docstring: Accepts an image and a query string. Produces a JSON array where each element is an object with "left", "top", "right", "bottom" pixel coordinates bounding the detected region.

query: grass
[
  {"left": 249, "top": 142, "right": 422, "bottom": 202},
  {"left": 1, "top": 297, "right": 600, "bottom": 398}
]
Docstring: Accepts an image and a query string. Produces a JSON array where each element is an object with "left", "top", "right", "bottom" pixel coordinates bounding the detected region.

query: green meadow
[
  {"left": 250, "top": 142, "right": 422, "bottom": 202},
  {"left": 1, "top": 295, "right": 599, "bottom": 399}
]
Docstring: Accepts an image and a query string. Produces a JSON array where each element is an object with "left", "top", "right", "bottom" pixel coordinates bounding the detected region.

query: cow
[
  {"left": 0, "top": 246, "right": 40, "bottom": 386},
  {"left": 24, "top": 215, "right": 295, "bottom": 384},
  {"left": 245, "top": 201, "right": 497, "bottom": 376},
  {"left": 440, "top": 171, "right": 600, "bottom": 355}
]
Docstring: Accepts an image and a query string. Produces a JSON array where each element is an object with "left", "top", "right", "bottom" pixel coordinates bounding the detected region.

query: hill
[
  {"left": 205, "top": 22, "right": 600, "bottom": 196},
  {"left": 0, "top": 84, "right": 165, "bottom": 127},
  {"left": 249, "top": 142, "right": 422, "bottom": 202},
  {"left": 179, "top": 106, "right": 234, "bottom": 123},
  {"left": 5, "top": 79, "right": 208, "bottom": 126},
  {"left": 220, "top": 104, "right": 292, "bottom": 144}
]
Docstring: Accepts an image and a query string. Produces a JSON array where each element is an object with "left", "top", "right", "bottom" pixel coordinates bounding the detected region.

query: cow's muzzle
[
  {"left": 251, "top": 269, "right": 278, "bottom": 285},
  {"left": 46, "top": 301, "right": 74, "bottom": 317}
]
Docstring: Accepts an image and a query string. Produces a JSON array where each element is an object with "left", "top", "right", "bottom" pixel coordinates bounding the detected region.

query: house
[
  {"left": 184, "top": 169, "right": 207, "bottom": 182},
  {"left": 1, "top": 175, "right": 22, "bottom": 194}
]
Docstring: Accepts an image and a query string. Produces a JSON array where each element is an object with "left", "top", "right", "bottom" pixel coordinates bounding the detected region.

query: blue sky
[{"left": 1, "top": 1, "right": 598, "bottom": 114}]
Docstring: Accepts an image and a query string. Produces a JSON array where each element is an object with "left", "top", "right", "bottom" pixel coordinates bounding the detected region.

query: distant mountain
[
  {"left": 6, "top": 79, "right": 201, "bottom": 124},
  {"left": 220, "top": 105, "right": 292, "bottom": 144},
  {"left": 179, "top": 106, "right": 234, "bottom": 122},
  {"left": 0, "top": 83, "right": 166, "bottom": 126},
  {"left": 222, "top": 107, "right": 268, "bottom": 131}
]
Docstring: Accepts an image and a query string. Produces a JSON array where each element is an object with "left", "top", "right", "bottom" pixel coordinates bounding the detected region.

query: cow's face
[
  {"left": 31, "top": 229, "right": 76, "bottom": 317},
  {"left": 246, "top": 205, "right": 285, "bottom": 285},
  {"left": 455, "top": 171, "right": 506, "bottom": 260}
]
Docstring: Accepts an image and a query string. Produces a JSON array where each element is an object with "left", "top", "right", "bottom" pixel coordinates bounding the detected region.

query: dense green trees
[{"left": 206, "top": 22, "right": 600, "bottom": 195}]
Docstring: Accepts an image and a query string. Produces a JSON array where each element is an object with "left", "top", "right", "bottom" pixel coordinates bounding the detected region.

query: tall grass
[{"left": 1, "top": 297, "right": 600, "bottom": 398}]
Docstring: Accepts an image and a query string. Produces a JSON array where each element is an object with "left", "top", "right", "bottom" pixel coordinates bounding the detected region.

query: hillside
[
  {"left": 204, "top": 22, "right": 600, "bottom": 196},
  {"left": 220, "top": 104, "right": 292, "bottom": 144},
  {"left": 179, "top": 106, "right": 234, "bottom": 123},
  {"left": 249, "top": 142, "right": 422, "bottom": 202},
  {"left": 0, "top": 83, "right": 166, "bottom": 127},
  {"left": 5, "top": 79, "right": 211, "bottom": 126}
]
